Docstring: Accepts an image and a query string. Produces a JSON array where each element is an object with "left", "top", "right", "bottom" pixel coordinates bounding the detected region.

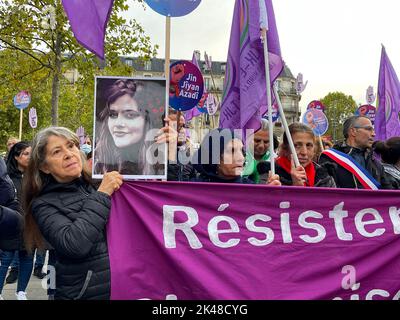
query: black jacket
[
  {"left": 257, "top": 161, "right": 336, "bottom": 187},
  {"left": 3, "top": 169, "right": 25, "bottom": 250},
  {"left": 318, "top": 143, "right": 397, "bottom": 189},
  {"left": 31, "top": 176, "right": 111, "bottom": 300},
  {"left": 0, "top": 158, "right": 22, "bottom": 242}
]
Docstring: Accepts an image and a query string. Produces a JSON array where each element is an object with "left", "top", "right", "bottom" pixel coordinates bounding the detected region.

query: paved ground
[{"left": 2, "top": 272, "right": 48, "bottom": 300}]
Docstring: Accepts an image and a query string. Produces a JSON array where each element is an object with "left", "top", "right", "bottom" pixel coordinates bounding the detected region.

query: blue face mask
[{"left": 80, "top": 144, "right": 92, "bottom": 155}]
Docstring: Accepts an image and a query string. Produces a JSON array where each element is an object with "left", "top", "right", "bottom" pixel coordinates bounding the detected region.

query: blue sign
[
  {"left": 144, "top": 0, "right": 202, "bottom": 17},
  {"left": 263, "top": 103, "right": 280, "bottom": 123},
  {"left": 13, "top": 91, "right": 31, "bottom": 110},
  {"left": 302, "top": 109, "right": 329, "bottom": 136}
]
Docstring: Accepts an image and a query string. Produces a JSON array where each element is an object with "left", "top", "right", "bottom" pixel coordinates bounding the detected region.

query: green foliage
[
  {"left": 321, "top": 92, "right": 358, "bottom": 143},
  {"left": 0, "top": 0, "right": 158, "bottom": 151}
]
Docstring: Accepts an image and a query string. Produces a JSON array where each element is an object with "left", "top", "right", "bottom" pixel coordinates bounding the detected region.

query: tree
[
  {"left": 0, "top": 0, "right": 157, "bottom": 126},
  {"left": 321, "top": 92, "right": 357, "bottom": 143}
]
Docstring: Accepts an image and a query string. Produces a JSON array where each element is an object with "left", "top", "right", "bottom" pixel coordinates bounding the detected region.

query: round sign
[
  {"left": 144, "top": 0, "right": 202, "bottom": 17},
  {"left": 302, "top": 109, "right": 329, "bottom": 136},
  {"left": 13, "top": 91, "right": 31, "bottom": 110},
  {"left": 307, "top": 100, "right": 325, "bottom": 112},
  {"left": 263, "top": 103, "right": 280, "bottom": 123},
  {"left": 169, "top": 60, "right": 204, "bottom": 111},
  {"left": 196, "top": 92, "right": 209, "bottom": 113},
  {"left": 355, "top": 104, "right": 376, "bottom": 125}
]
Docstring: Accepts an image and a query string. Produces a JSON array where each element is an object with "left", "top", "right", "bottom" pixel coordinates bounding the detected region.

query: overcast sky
[{"left": 126, "top": 0, "right": 400, "bottom": 112}]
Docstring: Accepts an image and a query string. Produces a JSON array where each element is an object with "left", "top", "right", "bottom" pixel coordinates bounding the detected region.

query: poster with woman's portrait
[{"left": 93, "top": 76, "right": 167, "bottom": 180}]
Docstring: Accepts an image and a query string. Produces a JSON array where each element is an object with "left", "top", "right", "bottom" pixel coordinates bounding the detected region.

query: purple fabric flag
[
  {"left": 62, "top": 0, "right": 114, "bottom": 59},
  {"left": 375, "top": 46, "right": 400, "bottom": 140},
  {"left": 219, "top": 0, "right": 283, "bottom": 132},
  {"left": 184, "top": 52, "right": 205, "bottom": 122},
  {"left": 107, "top": 181, "right": 400, "bottom": 299}
]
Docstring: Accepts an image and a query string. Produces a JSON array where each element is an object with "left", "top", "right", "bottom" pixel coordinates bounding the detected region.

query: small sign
[
  {"left": 28, "top": 107, "right": 37, "bottom": 128},
  {"left": 206, "top": 94, "right": 218, "bottom": 116},
  {"left": 13, "top": 91, "right": 31, "bottom": 110},
  {"left": 307, "top": 100, "right": 325, "bottom": 113},
  {"left": 144, "top": 0, "right": 202, "bottom": 17},
  {"left": 263, "top": 103, "right": 280, "bottom": 123},
  {"left": 355, "top": 104, "right": 376, "bottom": 125},
  {"left": 169, "top": 60, "right": 204, "bottom": 112},
  {"left": 302, "top": 109, "right": 329, "bottom": 136}
]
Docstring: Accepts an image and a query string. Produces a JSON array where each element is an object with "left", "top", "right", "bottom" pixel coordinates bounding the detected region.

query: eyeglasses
[{"left": 353, "top": 125, "right": 375, "bottom": 132}]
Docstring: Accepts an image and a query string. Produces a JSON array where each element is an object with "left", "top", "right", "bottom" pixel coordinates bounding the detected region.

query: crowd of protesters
[{"left": 0, "top": 111, "right": 399, "bottom": 300}]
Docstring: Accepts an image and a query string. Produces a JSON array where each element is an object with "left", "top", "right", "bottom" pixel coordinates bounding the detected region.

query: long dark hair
[
  {"left": 374, "top": 137, "right": 400, "bottom": 165},
  {"left": 6, "top": 141, "right": 31, "bottom": 176},
  {"left": 94, "top": 79, "right": 156, "bottom": 175},
  {"left": 23, "top": 127, "right": 92, "bottom": 252}
]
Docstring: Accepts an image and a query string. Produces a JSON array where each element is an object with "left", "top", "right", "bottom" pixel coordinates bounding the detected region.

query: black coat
[
  {"left": 318, "top": 143, "right": 398, "bottom": 189},
  {"left": 31, "top": 176, "right": 111, "bottom": 300},
  {"left": 0, "top": 158, "right": 22, "bottom": 242}
]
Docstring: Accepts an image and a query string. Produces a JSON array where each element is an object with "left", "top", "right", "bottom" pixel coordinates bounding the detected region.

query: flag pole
[
  {"left": 273, "top": 83, "right": 300, "bottom": 167},
  {"left": 260, "top": 24, "right": 275, "bottom": 175},
  {"left": 19, "top": 109, "right": 23, "bottom": 140},
  {"left": 165, "top": 16, "right": 171, "bottom": 180}
]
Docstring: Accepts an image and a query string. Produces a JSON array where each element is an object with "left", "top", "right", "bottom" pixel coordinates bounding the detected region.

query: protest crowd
[{"left": 2, "top": 0, "right": 400, "bottom": 302}]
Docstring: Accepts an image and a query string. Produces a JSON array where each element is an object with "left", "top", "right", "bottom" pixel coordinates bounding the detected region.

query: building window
[
  {"left": 204, "top": 77, "right": 211, "bottom": 91},
  {"left": 125, "top": 59, "right": 133, "bottom": 67},
  {"left": 144, "top": 60, "right": 152, "bottom": 71},
  {"left": 221, "top": 64, "right": 226, "bottom": 73}
]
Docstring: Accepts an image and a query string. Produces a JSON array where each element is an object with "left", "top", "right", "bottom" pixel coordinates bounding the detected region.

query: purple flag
[
  {"left": 219, "top": 0, "right": 283, "bottom": 132},
  {"left": 108, "top": 181, "right": 400, "bottom": 299},
  {"left": 62, "top": 0, "right": 114, "bottom": 59},
  {"left": 375, "top": 46, "right": 400, "bottom": 140}
]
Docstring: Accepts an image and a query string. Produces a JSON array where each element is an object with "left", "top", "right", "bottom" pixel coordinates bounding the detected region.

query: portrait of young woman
[{"left": 93, "top": 77, "right": 167, "bottom": 180}]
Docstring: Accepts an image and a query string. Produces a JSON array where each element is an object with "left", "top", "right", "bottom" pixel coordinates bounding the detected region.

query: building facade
[{"left": 124, "top": 55, "right": 301, "bottom": 140}]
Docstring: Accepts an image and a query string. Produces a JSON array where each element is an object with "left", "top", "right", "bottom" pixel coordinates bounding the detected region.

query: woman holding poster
[
  {"left": 23, "top": 127, "right": 123, "bottom": 300},
  {"left": 93, "top": 77, "right": 166, "bottom": 179}
]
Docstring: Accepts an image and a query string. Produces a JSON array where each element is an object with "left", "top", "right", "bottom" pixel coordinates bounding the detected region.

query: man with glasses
[{"left": 318, "top": 115, "right": 397, "bottom": 189}]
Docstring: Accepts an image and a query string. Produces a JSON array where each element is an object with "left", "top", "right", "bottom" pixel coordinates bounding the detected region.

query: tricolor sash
[{"left": 321, "top": 148, "right": 381, "bottom": 190}]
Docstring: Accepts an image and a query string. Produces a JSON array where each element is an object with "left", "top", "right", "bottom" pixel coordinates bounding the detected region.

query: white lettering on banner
[
  {"left": 208, "top": 216, "right": 240, "bottom": 248},
  {"left": 280, "top": 202, "right": 293, "bottom": 243},
  {"left": 329, "top": 203, "right": 353, "bottom": 241},
  {"left": 355, "top": 208, "right": 385, "bottom": 238},
  {"left": 341, "top": 265, "right": 360, "bottom": 290},
  {"left": 298, "top": 211, "right": 326, "bottom": 243},
  {"left": 389, "top": 206, "right": 400, "bottom": 234},
  {"left": 334, "top": 265, "right": 400, "bottom": 300},
  {"left": 246, "top": 215, "right": 274, "bottom": 246},
  {"left": 163, "top": 205, "right": 202, "bottom": 249},
  {"left": 162, "top": 203, "right": 400, "bottom": 249}
]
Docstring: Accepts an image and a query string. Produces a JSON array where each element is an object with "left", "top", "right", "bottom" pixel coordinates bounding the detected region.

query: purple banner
[
  {"left": 62, "top": 0, "right": 114, "bottom": 59},
  {"left": 375, "top": 46, "right": 400, "bottom": 140},
  {"left": 219, "top": 0, "right": 283, "bottom": 133},
  {"left": 108, "top": 181, "right": 400, "bottom": 300}
]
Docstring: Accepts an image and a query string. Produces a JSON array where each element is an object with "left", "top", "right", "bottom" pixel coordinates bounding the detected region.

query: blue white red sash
[{"left": 322, "top": 149, "right": 381, "bottom": 190}]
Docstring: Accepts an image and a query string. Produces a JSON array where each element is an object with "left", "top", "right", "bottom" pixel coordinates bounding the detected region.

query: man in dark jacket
[
  {"left": 0, "top": 157, "right": 21, "bottom": 240},
  {"left": 319, "top": 116, "right": 396, "bottom": 189}
]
